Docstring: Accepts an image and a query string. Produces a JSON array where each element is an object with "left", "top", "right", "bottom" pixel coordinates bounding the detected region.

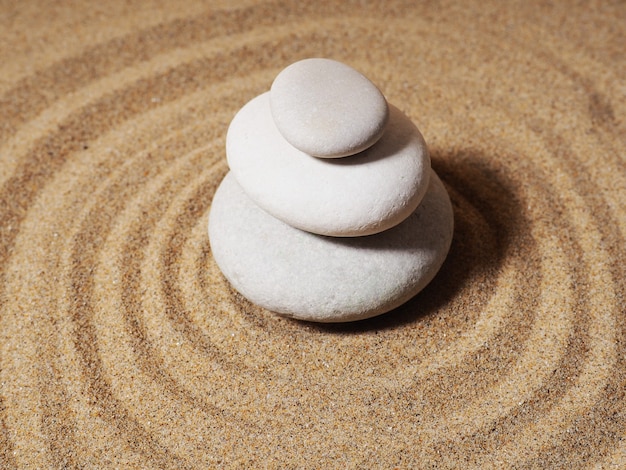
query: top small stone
[{"left": 270, "top": 58, "right": 389, "bottom": 158}]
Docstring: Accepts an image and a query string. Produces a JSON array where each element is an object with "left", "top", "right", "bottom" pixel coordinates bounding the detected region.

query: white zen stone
[
  {"left": 208, "top": 170, "right": 454, "bottom": 323},
  {"left": 227, "top": 92, "right": 430, "bottom": 237},
  {"left": 270, "top": 58, "right": 389, "bottom": 157}
]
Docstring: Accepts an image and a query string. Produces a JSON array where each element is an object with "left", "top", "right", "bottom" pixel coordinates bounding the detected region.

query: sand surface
[{"left": 1, "top": 0, "right": 625, "bottom": 468}]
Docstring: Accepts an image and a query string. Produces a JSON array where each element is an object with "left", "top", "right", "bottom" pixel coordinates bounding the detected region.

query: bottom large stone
[{"left": 208, "top": 170, "right": 454, "bottom": 323}]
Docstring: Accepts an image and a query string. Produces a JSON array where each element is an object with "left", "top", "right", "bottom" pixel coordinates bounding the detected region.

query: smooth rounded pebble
[
  {"left": 227, "top": 92, "right": 430, "bottom": 237},
  {"left": 208, "top": 170, "right": 454, "bottom": 323},
  {"left": 270, "top": 58, "right": 389, "bottom": 157}
]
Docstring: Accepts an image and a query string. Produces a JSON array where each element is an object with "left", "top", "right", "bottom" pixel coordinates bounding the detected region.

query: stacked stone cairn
[{"left": 209, "top": 58, "right": 453, "bottom": 323}]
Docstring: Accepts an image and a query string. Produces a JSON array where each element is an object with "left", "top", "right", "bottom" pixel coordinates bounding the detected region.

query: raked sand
[{"left": 0, "top": 0, "right": 624, "bottom": 467}]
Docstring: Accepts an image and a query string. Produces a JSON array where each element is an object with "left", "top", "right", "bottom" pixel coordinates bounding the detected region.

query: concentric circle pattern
[{"left": 1, "top": 1, "right": 624, "bottom": 468}]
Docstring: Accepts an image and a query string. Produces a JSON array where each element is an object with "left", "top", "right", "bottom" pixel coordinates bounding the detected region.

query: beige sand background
[{"left": 1, "top": 0, "right": 625, "bottom": 468}]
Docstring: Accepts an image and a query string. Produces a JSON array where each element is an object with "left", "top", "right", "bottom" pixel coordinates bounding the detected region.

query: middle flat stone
[{"left": 226, "top": 92, "right": 431, "bottom": 237}]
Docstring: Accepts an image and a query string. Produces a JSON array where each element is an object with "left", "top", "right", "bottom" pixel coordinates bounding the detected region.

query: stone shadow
[{"left": 305, "top": 148, "right": 527, "bottom": 334}]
